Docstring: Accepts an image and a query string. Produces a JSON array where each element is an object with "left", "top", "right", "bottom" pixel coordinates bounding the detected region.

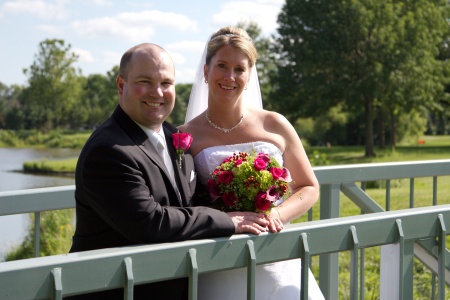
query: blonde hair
[{"left": 206, "top": 26, "right": 258, "bottom": 68}]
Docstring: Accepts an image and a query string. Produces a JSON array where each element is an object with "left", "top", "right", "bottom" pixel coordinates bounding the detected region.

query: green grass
[{"left": 23, "top": 158, "right": 78, "bottom": 174}]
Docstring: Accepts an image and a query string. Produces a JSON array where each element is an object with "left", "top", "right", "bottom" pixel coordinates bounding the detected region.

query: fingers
[
  {"left": 266, "top": 214, "right": 283, "bottom": 233},
  {"left": 227, "top": 212, "right": 270, "bottom": 234},
  {"left": 226, "top": 212, "right": 283, "bottom": 234}
]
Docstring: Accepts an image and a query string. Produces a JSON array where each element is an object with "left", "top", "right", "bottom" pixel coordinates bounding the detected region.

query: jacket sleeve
[{"left": 75, "top": 141, "right": 235, "bottom": 245}]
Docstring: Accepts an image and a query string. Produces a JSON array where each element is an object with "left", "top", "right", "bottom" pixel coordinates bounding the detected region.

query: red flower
[
  {"left": 253, "top": 158, "right": 267, "bottom": 171},
  {"left": 208, "top": 179, "right": 221, "bottom": 201},
  {"left": 254, "top": 192, "right": 271, "bottom": 211},
  {"left": 172, "top": 131, "right": 193, "bottom": 152},
  {"left": 218, "top": 170, "right": 234, "bottom": 184},
  {"left": 172, "top": 131, "right": 193, "bottom": 168},
  {"left": 257, "top": 152, "right": 270, "bottom": 162},
  {"left": 222, "top": 192, "right": 237, "bottom": 207}
]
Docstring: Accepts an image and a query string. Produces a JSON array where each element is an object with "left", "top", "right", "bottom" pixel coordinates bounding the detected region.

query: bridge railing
[
  {"left": 1, "top": 159, "right": 450, "bottom": 299},
  {"left": 0, "top": 205, "right": 449, "bottom": 299}
]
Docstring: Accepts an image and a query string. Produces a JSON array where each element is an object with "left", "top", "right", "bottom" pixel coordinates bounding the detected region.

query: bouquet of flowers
[{"left": 207, "top": 151, "right": 292, "bottom": 213}]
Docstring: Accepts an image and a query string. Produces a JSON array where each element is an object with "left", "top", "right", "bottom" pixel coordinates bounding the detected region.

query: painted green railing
[{"left": 1, "top": 159, "right": 449, "bottom": 299}]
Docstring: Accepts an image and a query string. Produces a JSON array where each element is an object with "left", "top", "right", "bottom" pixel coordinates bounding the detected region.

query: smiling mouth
[
  {"left": 143, "top": 101, "right": 162, "bottom": 107},
  {"left": 220, "top": 84, "right": 235, "bottom": 90}
]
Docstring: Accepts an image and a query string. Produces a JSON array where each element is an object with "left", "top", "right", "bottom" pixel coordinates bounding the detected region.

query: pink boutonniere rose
[{"left": 172, "top": 131, "right": 193, "bottom": 168}]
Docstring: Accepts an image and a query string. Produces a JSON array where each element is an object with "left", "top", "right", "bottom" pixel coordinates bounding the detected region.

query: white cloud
[
  {"left": 100, "top": 50, "right": 121, "bottom": 67},
  {"left": 0, "top": 0, "right": 67, "bottom": 20},
  {"left": 72, "top": 48, "right": 94, "bottom": 62},
  {"left": 212, "top": 1, "right": 282, "bottom": 35},
  {"left": 91, "top": 0, "right": 113, "bottom": 6},
  {"left": 167, "top": 40, "right": 205, "bottom": 54},
  {"left": 71, "top": 10, "right": 197, "bottom": 42},
  {"left": 35, "top": 24, "right": 63, "bottom": 34}
]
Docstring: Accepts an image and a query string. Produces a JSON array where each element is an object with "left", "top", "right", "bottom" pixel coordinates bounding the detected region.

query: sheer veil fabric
[{"left": 184, "top": 40, "right": 263, "bottom": 123}]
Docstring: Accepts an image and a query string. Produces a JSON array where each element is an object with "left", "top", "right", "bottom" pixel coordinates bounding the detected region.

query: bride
[{"left": 178, "top": 26, "right": 325, "bottom": 300}]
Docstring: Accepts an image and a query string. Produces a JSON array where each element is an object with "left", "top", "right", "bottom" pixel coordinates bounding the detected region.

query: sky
[{"left": 0, "top": 0, "right": 284, "bottom": 87}]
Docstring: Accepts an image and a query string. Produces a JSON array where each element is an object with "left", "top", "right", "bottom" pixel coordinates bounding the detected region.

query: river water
[{"left": 0, "top": 148, "right": 80, "bottom": 260}]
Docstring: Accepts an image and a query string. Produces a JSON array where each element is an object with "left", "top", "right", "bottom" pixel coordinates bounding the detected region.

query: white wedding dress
[{"left": 194, "top": 141, "right": 325, "bottom": 300}]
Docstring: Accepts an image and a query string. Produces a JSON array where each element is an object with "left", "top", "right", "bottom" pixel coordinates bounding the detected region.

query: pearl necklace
[{"left": 205, "top": 111, "right": 244, "bottom": 133}]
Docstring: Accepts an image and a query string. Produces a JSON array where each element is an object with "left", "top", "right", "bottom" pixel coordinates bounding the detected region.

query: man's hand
[{"left": 226, "top": 211, "right": 271, "bottom": 234}]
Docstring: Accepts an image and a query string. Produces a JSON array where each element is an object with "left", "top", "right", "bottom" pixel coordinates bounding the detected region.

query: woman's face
[{"left": 204, "top": 45, "right": 251, "bottom": 104}]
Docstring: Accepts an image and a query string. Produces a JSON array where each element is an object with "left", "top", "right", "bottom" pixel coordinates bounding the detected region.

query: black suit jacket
[{"left": 69, "top": 105, "right": 234, "bottom": 299}]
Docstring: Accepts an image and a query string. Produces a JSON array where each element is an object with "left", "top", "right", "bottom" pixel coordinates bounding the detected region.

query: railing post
[
  {"left": 381, "top": 219, "right": 414, "bottom": 300},
  {"left": 123, "top": 257, "right": 134, "bottom": 300},
  {"left": 300, "top": 233, "right": 310, "bottom": 300},
  {"left": 438, "top": 214, "right": 446, "bottom": 300},
  {"left": 188, "top": 248, "right": 198, "bottom": 300},
  {"left": 246, "top": 240, "right": 256, "bottom": 300},
  {"left": 319, "top": 183, "right": 340, "bottom": 299},
  {"left": 51, "top": 267, "right": 62, "bottom": 300},
  {"left": 34, "top": 211, "right": 40, "bottom": 257},
  {"left": 349, "top": 226, "right": 359, "bottom": 300}
]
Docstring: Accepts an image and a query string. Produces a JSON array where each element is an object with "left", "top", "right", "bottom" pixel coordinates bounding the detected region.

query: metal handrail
[{"left": 0, "top": 205, "right": 449, "bottom": 299}]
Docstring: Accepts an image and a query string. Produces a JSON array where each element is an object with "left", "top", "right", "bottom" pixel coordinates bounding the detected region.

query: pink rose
[
  {"left": 269, "top": 167, "right": 284, "bottom": 180},
  {"left": 280, "top": 168, "right": 292, "bottom": 183},
  {"left": 254, "top": 192, "right": 271, "bottom": 211},
  {"left": 257, "top": 153, "right": 270, "bottom": 162},
  {"left": 266, "top": 186, "right": 279, "bottom": 202},
  {"left": 172, "top": 131, "right": 193, "bottom": 167},
  {"left": 172, "top": 132, "right": 193, "bottom": 152},
  {"left": 222, "top": 192, "right": 237, "bottom": 207},
  {"left": 218, "top": 171, "right": 234, "bottom": 184},
  {"left": 253, "top": 158, "right": 267, "bottom": 171}
]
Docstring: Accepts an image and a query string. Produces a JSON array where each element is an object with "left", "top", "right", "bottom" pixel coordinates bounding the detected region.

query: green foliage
[
  {"left": 272, "top": 0, "right": 450, "bottom": 156},
  {"left": 0, "top": 130, "right": 90, "bottom": 148},
  {"left": 23, "top": 158, "right": 77, "bottom": 173},
  {"left": 309, "top": 150, "right": 329, "bottom": 166},
  {"left": 5, "top": 209, "right": 74, "bottom": 261},
  {"left": 169, "top": 83, "right": 191, "bottom": 126},
  {"left": 22, "top": 39, "right": 84, "bottom": 130},
  {"left": 79, "top": 66, "right": 119, "bottom": 129}
]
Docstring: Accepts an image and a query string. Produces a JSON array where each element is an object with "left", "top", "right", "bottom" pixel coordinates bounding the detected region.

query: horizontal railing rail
[{"left": 0, "top": 205, "right": 449, "bottom": 300}]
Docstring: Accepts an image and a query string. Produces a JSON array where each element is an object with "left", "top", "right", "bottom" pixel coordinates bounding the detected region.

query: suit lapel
[{"left": 112, "top": 106, "right": 182, "bottom": 205}]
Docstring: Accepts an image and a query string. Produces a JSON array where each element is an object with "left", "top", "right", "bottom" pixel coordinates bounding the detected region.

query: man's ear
[{"left": 116, "top": 75, "right": 124, "bottom": 96}]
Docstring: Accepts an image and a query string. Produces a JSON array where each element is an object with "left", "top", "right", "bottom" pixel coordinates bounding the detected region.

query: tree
[
  {"left": 21, "top": 39, "right": 83, "bottom": 130},
  {"left": 79, "top": 66, "right": 119, "bottom": 129},
  {"left": 272, "top": 0, "right": 450, "bottom": 156},
  {"left": 169, "top": 83, "right": 191, "bottom": 126},
  {"left": 0, "top": 83, "right": 25, "bottom": 129},
  {"left": 237, "top": 21, "right": 278, "bottom": 109}
]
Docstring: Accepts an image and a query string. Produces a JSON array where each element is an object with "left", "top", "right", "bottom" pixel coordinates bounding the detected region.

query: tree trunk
[
  {"left": 364, "top": 96, "right": 376, "bottom": 157},
  {"left": 390, "top": 110, "right": 396, "bottom": 147},
  {"left": 378, "top": 107, "right": 386, "bottom": 149}
]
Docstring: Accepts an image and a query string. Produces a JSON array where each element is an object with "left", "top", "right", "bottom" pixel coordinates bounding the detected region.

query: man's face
[{"left": 117, "top": 50, "right": 175, "bottom": 131}]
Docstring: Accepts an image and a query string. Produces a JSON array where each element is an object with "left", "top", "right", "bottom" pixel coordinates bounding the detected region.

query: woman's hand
[
  {"left": 226, "top": 211, "right": 270, "bottom": 234},
  {"left": 266, "top": 208, "right": 283, "bottom": 233}
]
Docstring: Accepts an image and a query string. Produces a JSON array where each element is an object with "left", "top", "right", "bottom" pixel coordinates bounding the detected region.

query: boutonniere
[{"left": 172, "top": 131, "right": 193, "bottom": 168}]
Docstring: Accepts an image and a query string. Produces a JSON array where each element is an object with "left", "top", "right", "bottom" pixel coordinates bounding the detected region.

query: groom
[{"left": 68, "top": 43, "right": 273, "bottom": 299}]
